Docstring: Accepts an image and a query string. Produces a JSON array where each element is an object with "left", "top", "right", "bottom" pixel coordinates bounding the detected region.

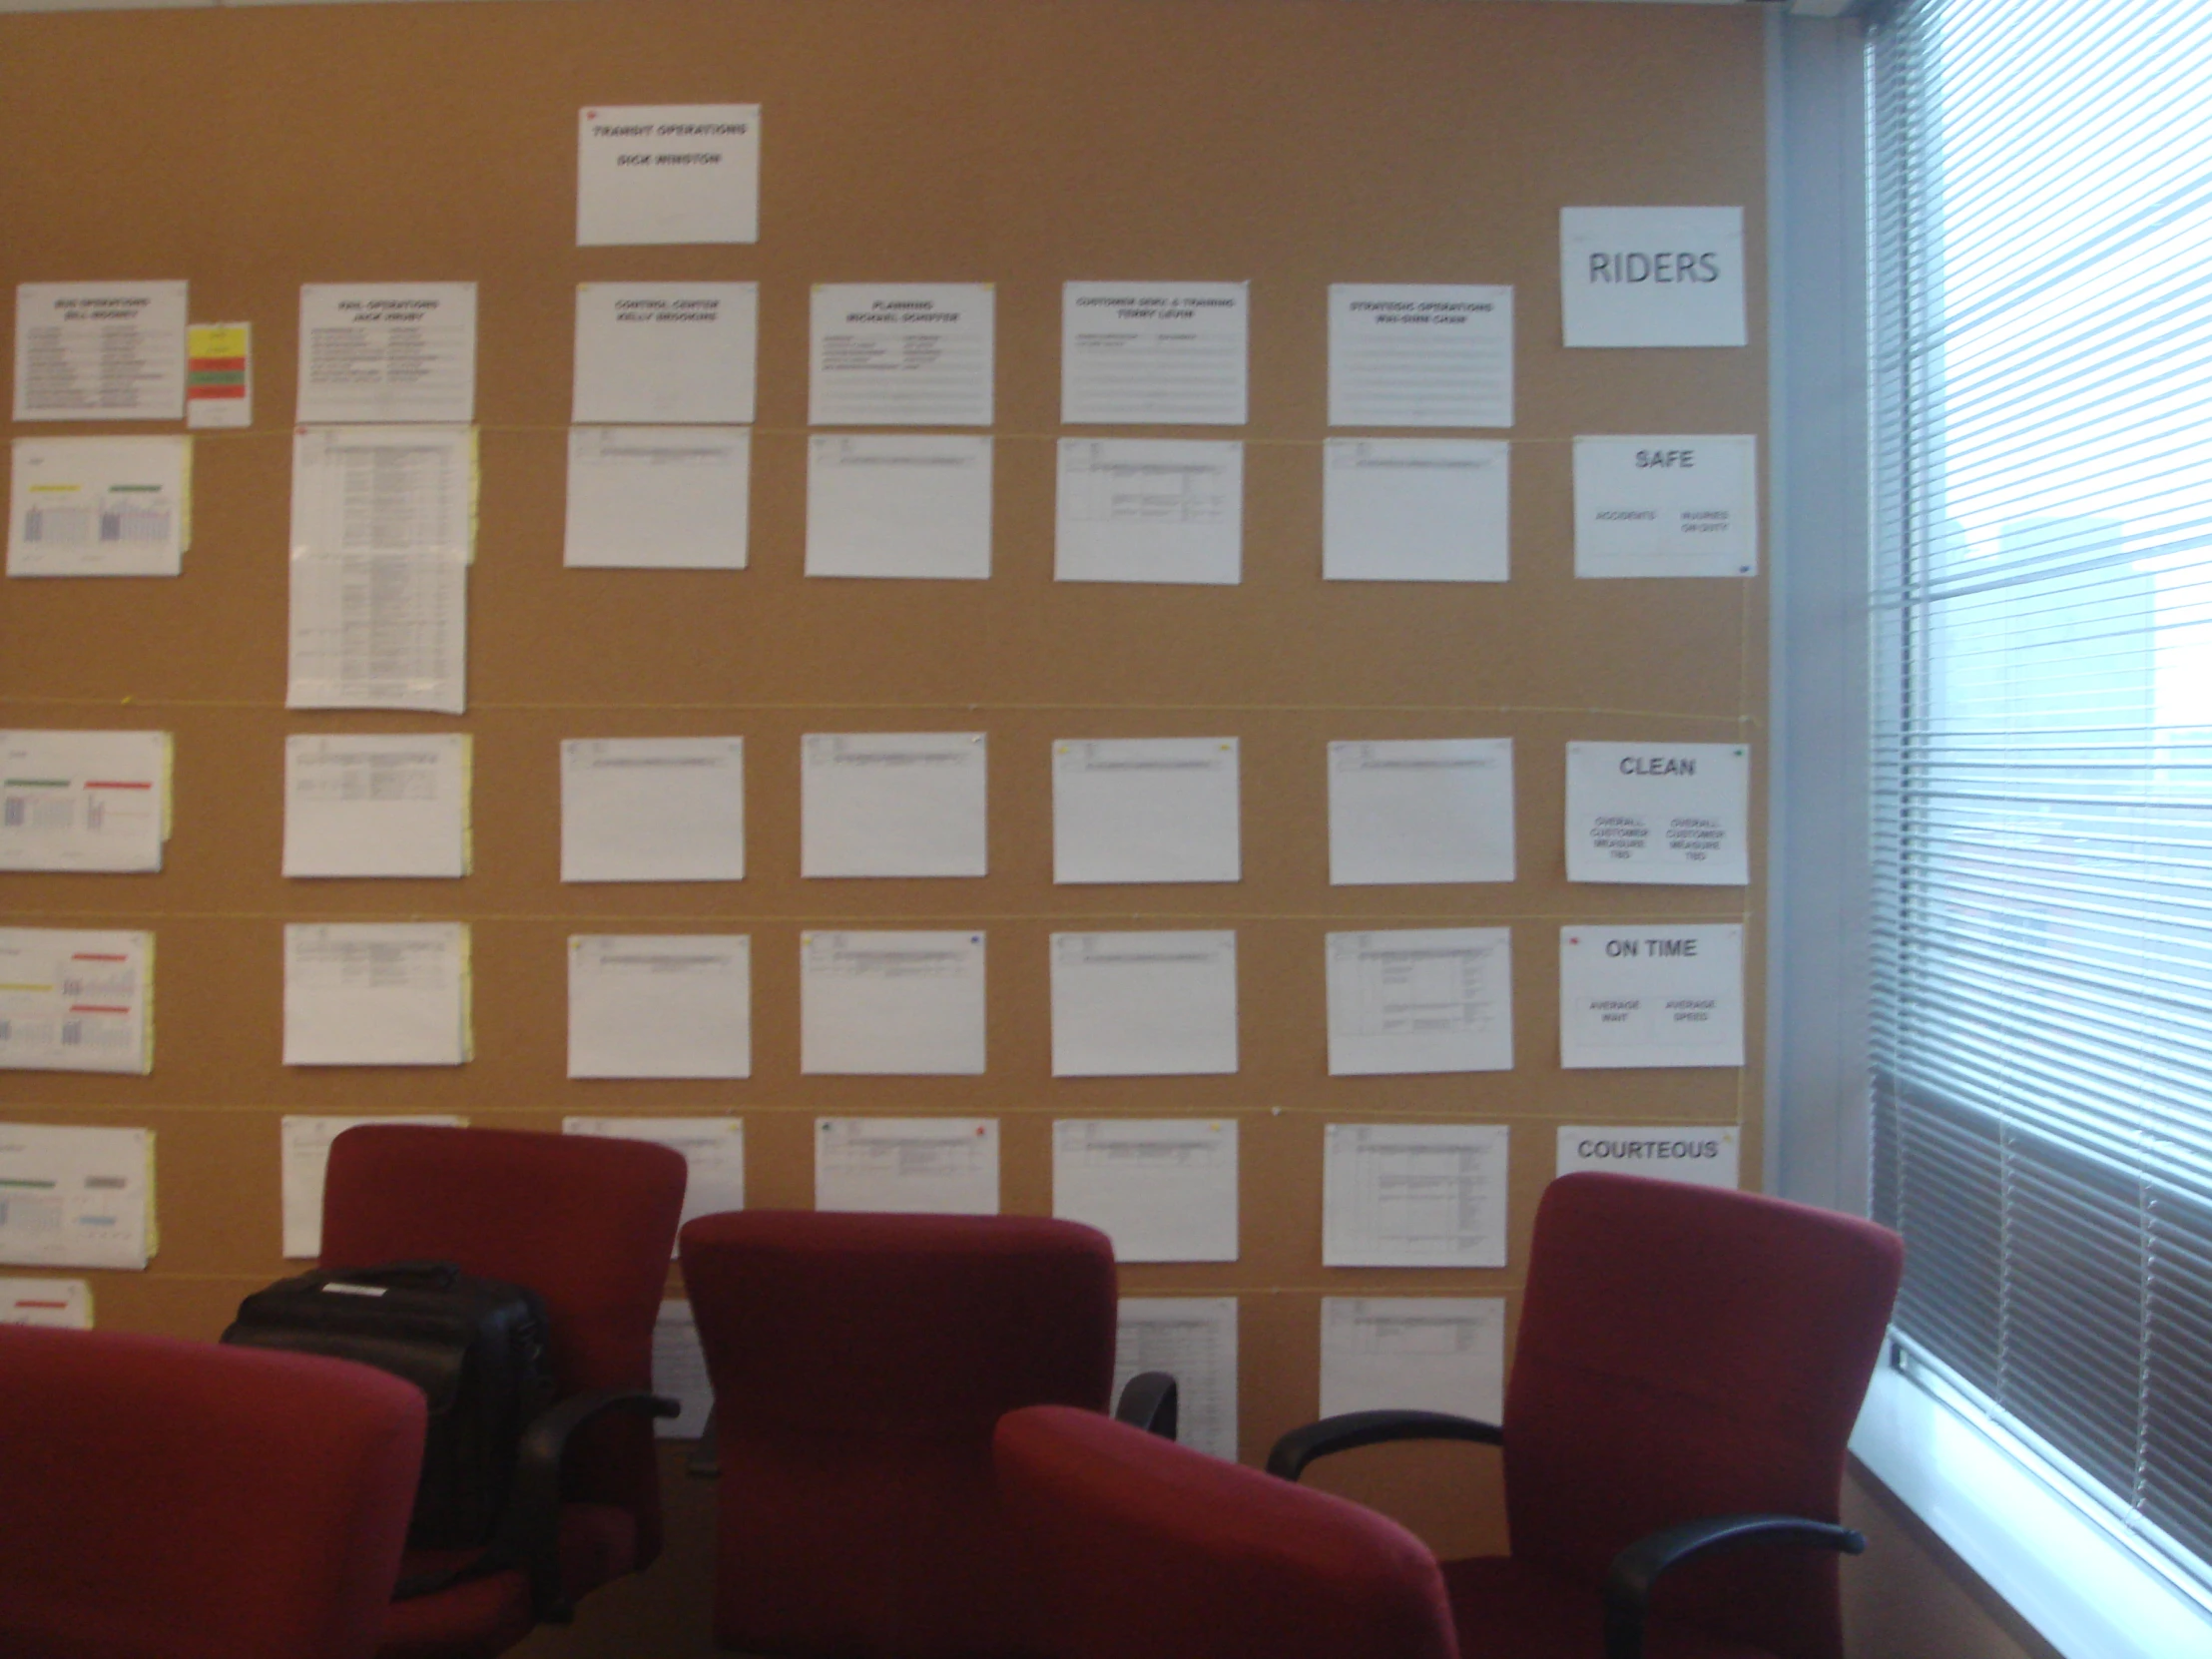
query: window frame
[{"left": 1765, "top": 9, "right": 2212, "bottom": 1655}]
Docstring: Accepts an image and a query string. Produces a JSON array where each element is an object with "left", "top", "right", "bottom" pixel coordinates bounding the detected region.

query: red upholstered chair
[
  {"left": 320, "top": 1124, "right": 688, "bottom": 1659},
  {"left": 680, "top": 1210, "right": 1165, "bottom": 1659},
  {"left": 1269, "top": 1173, "right": 1905, "bottom": 1659},
  {"left": 996, "top": 1403, "right": 1460, "bottom": 1659},
  {"left": 0, "top": 1324, "right": 425, "bottom": 1659}
]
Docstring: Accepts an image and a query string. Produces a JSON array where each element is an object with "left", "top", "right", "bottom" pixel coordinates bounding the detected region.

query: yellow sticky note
[
  {"left": 187, "top": 323, "right": 248, "bottom": 359},
  {"left": 458, "top": 735, "right": 475, "bottom": 876},
  {"left": 143, "top": 1130, "right": 159, "bottom": 1259},
  {"left": 458, "top": 925, "right": 475, "bottom": 1062}
]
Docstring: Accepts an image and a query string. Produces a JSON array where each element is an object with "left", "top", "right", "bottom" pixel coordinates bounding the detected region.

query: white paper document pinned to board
[
  {"left": 0, "top": 1278, "right": 93, "bottom": 1328},
  {"left": 1559, "top": 924, "right": 1745, "bottom": 1070},
  {"left": 561, "top": 738, "right": 745, "bottom": 882},
  {"left": 1050, "top": 931, "right": 1237, "bottom": 1078},
  {"left": 283, "top": 922, "right": 469, "bottom": 1067},
  {"left": 287, "top": 425, "right": 474, "bottom": 715},
  {"left": 0, "top": 731, "right": 169, "bottom": 872},
  {"left": 280, "top": 1114, "right": 466, "bottom": 1259},
  {"left": 282, "top": 734, "right": 469, "bottom": 878},
  {"left": 8, "top": 436, "right": 191, "bottom": 578},
  {"left": 13, "top": 280, "right": 187, "bottom": 422},
  {"left": 578, "top": 105, "right": 760, "bottom": 247},
  {"left": 290, "top": 425, "right": 475, "bottom": 561},
  {"left": 1329, "top": 284, "right": 1513, "bottom": 429},
  {"left": 565, "top": 1117, "right": 746, "bottom": 1236},
  {"left": 1323, "top": 438, "right": 1508, "bottom": 583},
  {"left": 1323, "top": 1123, "right": 1508, "bottom": 1268},
  {"left": 816, "top": 1117, "right": 1000, "bottom": 1214},
  {"left": 573, "top": 282, "right": 758, "bottom": 424},
  {"left": 1053, "top": 1119, "right": 1239, "bottom": 1263},
  {"left": 297, "top": 284, "right": 476, "bottom": 423},
  {"left": 810, "top": 283, "right": 994, "bottom": 427},
  {"left": 801, "top": 932, "right": 987, "bottom": 1075},
  {"left": 0, "top": 928, "right": 152, "bottom": 1076},
  {"left": 1118, "top": 1298, "right": 1239, "bottom": 1460},
  {"left": 1053, "top": 738, "right": 1239, "bottom": 884},
  {"left": 567, "top": 936, "right": 752, "bottom": 1079},
  {"left": 652, "top": 1300, "right": 714, "bottom": 1438},
  {"left": 806, "top": 434, "right": 992, "bottom": 580},
  {"left": 0, "top": 1124, "right": 154, "bottom": 1271},
  {"left": 1559, "top": 207, "right": 1747, "bottom": 349},
  {"left": 1327, "top": 928, "right": 1512, "bottom": 1075},
  {"left": 288, "top": 552, "right": 466, "bottom": 713},
  {"left": 1555, "top": 1124, "right": 1740, "bottom": 1189},
  {"left": 1329, "top": 739, "right": 1515, "bottom": 885},
  {"left": 801, "top": 733, "right": 987, "bottom": 877},
  {"left": 1320, "top": 1297, "right": 1505, "bottom": 1422},
  {"left": 1564, "top": 742, "right": 1749, "bottom": 885},
  {"left": 1062, "top": 282, "right": 1249, "bottom": 426},
  {"left": 1574, "top": 436, "right": 1757, "bottom": 578},
  {"left": 566, "top": 426, "right": 751, "bottom": 570},
  {"left": 1055, "top": 438, "right": 1242, "bottom": 585}
]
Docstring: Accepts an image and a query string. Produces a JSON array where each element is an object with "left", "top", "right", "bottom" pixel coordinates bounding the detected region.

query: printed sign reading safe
[{"left": 1573, "top": 435, "right": 1757, "bottom": 578}]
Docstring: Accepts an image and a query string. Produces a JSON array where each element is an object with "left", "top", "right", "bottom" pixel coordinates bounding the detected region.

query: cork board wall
[{"left": 0, "top": 0, "right": 1768, "bottom": 1636}]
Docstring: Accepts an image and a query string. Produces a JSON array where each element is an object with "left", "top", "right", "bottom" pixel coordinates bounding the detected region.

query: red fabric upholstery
[
  {"left": 680, "top": 1210, "right": 1118, "bottom": 1658},
  {"left": 1470, "top": 1173, "right": 1905, "bottom": 1659},
  {"left": 996, "top": 1404, "right": 1459, "bottom": 1659},
  {"left": 372, "top": 1504, "right": 636, "bottom": 1659},
  {"left": 320, "top": 1124, "right": 687, "bottom": 1658},
  {"left": 0, "top": 1325, "right": 424, "bottom": 1659}
]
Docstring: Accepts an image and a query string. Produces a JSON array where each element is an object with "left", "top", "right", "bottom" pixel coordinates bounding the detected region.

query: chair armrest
[
  {"left": 1601, "top": 1513, "right": 1866, "bottom": 1659},
  {"left": 685, "top": 1404, "right": 720, "bottom": 1478},
  {"left": 1114, "top": 1371, "right": 1179, "bottom": 1439},
  {"left": 497, "top": 1388, "right": 681, "bottom": 1624},
  {"left": 1265, "top": 1409, "right": 1503, "bottom": 1481}
]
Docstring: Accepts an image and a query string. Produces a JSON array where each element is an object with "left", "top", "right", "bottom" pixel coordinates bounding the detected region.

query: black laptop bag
[{"left": 222, "top": 1260, "right": 555, "bottom": 1554}]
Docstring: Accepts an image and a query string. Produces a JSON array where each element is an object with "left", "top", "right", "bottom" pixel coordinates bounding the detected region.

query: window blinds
[{"left": 1868, "top": 0, "right": 2212, "bottom": 1592}]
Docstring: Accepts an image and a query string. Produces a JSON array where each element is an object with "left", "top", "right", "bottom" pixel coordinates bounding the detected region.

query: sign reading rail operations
[{"left": 1559, "top": 207, "right": 1746, "bottom": 347}]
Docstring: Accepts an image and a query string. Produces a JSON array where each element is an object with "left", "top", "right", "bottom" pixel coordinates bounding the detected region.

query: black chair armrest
[
  {"left": 1114, "top": 1371, "right": 1179, "bottom": 1439},
  {"left": 1266, "top": 1409, "right": 1503, "bottom": 1481},
  {"left": 685, "top": 1404, "right": 720, "bottom": 1479},
  {"left": 496, "top": 1388, "right": 681, "bottom": 1624},
  {"left": 1601, "top": 1513, "right": 1866, "bottom": 1659}
]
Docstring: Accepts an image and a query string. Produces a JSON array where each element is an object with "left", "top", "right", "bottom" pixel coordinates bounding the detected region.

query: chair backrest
[
  {"left": 996, "top": 1404, "right": 1459, "bottom": 1659},
  {"left": 680, "top": 1210, "right": 1117, "bottom": 1659},
  {"left": 0, "top": 1325, "right": 425, "bottom": 1659},
  {"left": 1502, "top": 1172, "right": 1904, "bottom": 1659},
  {"left": 320, "top": 1124, "right": 687, "bottom": 1560}
]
